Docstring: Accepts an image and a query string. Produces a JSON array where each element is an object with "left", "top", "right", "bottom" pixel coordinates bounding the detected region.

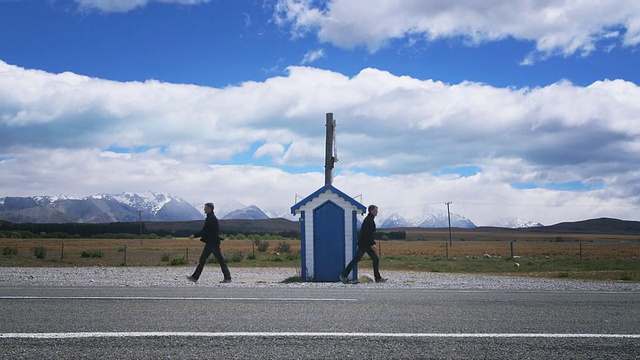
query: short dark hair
[
  {"left": 368, "top": 205, "right": 378, "bottom": 213},
  {"left": 205, "top": 202, "right": 214, "bottom": 211}
]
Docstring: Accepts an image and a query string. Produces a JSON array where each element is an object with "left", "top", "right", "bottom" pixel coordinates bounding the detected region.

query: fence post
[
  {"left": 580, "top": 242, "right": 583, "bottom": 260},
  {"left": 445, "top": 241, "right": 449, "bottom": 259},
  {"left": 510, "top": 241, "right": 514, "bottom": 259},
  {"left": 123, "top": 244, "right": 127, "bottom": 266},
  {"left": 61, "top": 242, "right": 64, "bottom": 261}
]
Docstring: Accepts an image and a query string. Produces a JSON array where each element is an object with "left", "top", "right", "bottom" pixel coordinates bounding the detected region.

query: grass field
[{"left": 1, "top": 229, "right": 639, "bottom": 282}]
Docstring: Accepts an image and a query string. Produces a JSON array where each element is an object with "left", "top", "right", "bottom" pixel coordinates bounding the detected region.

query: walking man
[
  {"left": 187, "top": 202, "right": 231, "bottom": 283},
  {"left": 340, "top": 205, "right": 386, "bottom": 283}
]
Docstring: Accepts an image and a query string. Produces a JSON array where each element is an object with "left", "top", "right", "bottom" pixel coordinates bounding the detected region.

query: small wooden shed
[{"left": 291, "top": 184, "right": 366, "bottom": 281}]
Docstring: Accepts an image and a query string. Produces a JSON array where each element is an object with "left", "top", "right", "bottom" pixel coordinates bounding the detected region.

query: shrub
[
  {"left": 81, "top": 250, "right": 104, "bottom": 258},
  {"left": 3, "top": 247, "right": 18, "bottom": 256},
  {"left": 161, "top": 253, "right": 170, "bottom": 262},
  {"left": 286, "top": 253, "right": 299, "bottom": 261},
  {"left": 207, "top": 256, "right": 228, "bottom": 265},
  {"left": 32, "top": 246, "right": 46, "bottom": 259},
  {"left": 247, "top": 253, "right": 257, "bottom": 260},
  {"left": 170, "top": 257, "right": 187, "bottom": 266},
  {"left": 254, "top": 239, "right": 270, "bottom": 252},
  {"left": 275, "top": 241, "right": 291, "bottom": 254},
  {"left": 229, "top": 252, "right": 244, "bottom": 263},
  {"left": 272, "top": 256, "right": 284, "bottom": 262}
]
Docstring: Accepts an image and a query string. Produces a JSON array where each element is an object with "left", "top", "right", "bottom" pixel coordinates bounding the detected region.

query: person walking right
[{"left": 340, "top": 205, "right": 386, "bottom": 283}]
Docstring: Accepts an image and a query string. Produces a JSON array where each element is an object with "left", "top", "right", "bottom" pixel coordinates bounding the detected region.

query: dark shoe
[
  {"left": 220, "top": 278, "right": 232, "bottom": 283},
  {"left": 375, "top": 278, "right": 387, "bottom": 283},
  {"left": 186, "top": 275, "right": 198, "bottom": 283},
  {"left": 339, "top": 274, "right": 348, "bottom": 284}
]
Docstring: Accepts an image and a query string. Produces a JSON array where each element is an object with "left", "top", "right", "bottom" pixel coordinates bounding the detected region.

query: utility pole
[
  {"left": 138, "top": 210, "right": 142, "bottom": 246},
  {"left": 324, "top": 113, "right": 337, "bottom": 186},
  {"left": 446, "top": 202, "right": 452, "bottom": 247}
]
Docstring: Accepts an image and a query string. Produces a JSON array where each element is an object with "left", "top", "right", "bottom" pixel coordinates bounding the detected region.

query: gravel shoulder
[{"left": 1, "top": 267, "right": 638, "bottom": 292}]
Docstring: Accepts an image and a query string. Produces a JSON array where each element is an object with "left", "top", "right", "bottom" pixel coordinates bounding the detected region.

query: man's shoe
[
  {"left": 186, "top": 275, "right": 198, "bottom": 283},
  {"left": 221, "top": 278, "right": 232, "bottom": 283},
  {"left": 339, "top": 274, "right": 348, "bottom": 284},
  {"left": 375, "top": 278, "right": 387, "bottom": 283}
]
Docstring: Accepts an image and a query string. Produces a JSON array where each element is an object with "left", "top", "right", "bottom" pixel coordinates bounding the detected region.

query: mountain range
[{"left": 0, "top": 191, "right": 543, "bottom": 229}]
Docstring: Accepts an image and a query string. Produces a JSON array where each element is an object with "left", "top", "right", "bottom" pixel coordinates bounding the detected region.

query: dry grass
[{"left": 1, "top": 230, "right": 639, "bottom": 281}]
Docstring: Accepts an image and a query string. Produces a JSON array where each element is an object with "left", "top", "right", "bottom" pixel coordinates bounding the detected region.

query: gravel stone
[{"left": 1, "top": 267, "right": 638, "bottom": 292}]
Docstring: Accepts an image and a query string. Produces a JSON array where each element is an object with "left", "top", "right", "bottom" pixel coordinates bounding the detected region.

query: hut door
[{"left": 313, "top": 201, "right": 345, "bottom": 281}]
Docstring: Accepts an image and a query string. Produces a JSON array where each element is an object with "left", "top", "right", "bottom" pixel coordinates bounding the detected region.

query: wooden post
[
  {"left": 445, "top": 241, "right": 449, "bottom": 259},
  {"left": 446, "top": 202, "right": 452, "bottom": 247},
  {"left": 123, "top": 244, "right": 127, "bottom": 266},
  {"left": 61, "top": 242, "right": 64, "bottom": 261},
  {"left": 510, "top": 241, "right": 514, "bottom": 259},
  {"left": 325, "top": 113, "right": 336, "bottom": 186},
  {"left": 580, "top": 242, "right": 583, "bottom": 260}
]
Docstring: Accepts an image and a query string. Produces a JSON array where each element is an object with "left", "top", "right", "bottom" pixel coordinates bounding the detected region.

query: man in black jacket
[
  {"left": 187, "top": 202, "right": 231, "bottom": 283},
  {"left": 340, "top": 205, "right": 386, "bottom": 283}
]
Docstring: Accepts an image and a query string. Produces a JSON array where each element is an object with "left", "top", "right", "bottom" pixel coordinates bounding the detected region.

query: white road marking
[
  {"left": 1, "top": 332, "right": 639, "bottom": 339},
  {"left": 0, "top": 296, "right": 356, "bottom": 301}
]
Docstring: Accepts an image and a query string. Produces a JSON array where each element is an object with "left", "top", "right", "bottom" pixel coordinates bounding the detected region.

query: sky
[{"left": 1, "top": 0, "right": 639, "bottom": 226}]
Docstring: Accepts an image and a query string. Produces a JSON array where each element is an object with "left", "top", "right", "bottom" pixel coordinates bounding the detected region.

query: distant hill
[{"left": 526, "top": 218, "right": 640, "bottom": 235}]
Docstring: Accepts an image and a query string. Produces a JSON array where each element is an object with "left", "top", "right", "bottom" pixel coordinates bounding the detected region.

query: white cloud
[
  {"left": 301, "top": 48, "right": 326, "bottom": 64},
  {"left": 1, "top": 60, "right": 639, "bottom": 225},
  {"left": 75, "top": 0, "right": 211, "bottom": 13},
  {"left": 273, "top": 0, "right": 640, "bottom": 62}
]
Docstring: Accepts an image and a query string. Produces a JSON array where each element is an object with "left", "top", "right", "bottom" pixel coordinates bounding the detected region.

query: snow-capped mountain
[
  {"left": 377, "top": 205, "right": 476, "bottom": 229},
  {"left": 488, "top": 217, "right": 544, "bottom": 228},
  {"left": 222, "top": 205, "right": 269, "bottom": 220},
  {"left": 0, "top": 191, "right": 203, "bottom": 223},
  {"left": 1, "top": 191, "right": 541, "bottom": 228}
]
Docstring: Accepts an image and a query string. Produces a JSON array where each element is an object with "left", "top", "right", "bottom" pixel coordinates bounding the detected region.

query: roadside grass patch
[
  {"left": 81, "top": 250, "right": 104, "bottom": 258},
  {"left": 3, "top": 246, "right": 18, "bottom": 256},
  {"left": 170, "top": 257, "right": 187, "bottom": 266},
  {"left": 229, "top": 252, "right": 244, "bottom": 263},
  {"left": 282, "top": 275, "right": 302, "bottom": 283},
  {"left": 32, "top": 246, "right": 46, "bottom": 259}
]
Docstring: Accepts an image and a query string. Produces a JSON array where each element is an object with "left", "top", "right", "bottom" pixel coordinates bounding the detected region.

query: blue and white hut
[{"left": 290, "top": 113, "right": 366, "bottom": 281}]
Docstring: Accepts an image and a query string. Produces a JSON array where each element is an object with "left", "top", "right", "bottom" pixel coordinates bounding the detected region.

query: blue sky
[{"left": 1, "top": 0, "right": 639, "bottom": 225}]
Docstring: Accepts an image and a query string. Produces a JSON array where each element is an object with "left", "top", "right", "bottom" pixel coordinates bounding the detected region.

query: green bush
[
  {"left": 229, "top": 252, "right": 244, "bottom": 263},
  {"left": 254, "top": 239, "right": 270, "bottom": 252},
  {"left": 170, "top": 257, "right": 187, "bottom": 266},
  {"left": 32, "top": 246, "right": 46, "bottom": 259},
  {"left": 81, "top": 250, "right": 104, "bottom": 258},
  {"left": 275, "top": 241, "right": 291, "bottom": 254},
  {"left": 620, "top": 273, "right": 634, "bottom": 281},
  {"left": 247, "top": 253, "right": 257, "bottom": 260},
  {"left": 3, "top": 247, "right": 18, "bottom": 256},
  {"left": 161, "top": 253, "right": 170, "bottom": 262}
]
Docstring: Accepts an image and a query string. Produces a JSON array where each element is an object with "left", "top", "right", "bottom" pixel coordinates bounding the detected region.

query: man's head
[
  {"left": 204, "top": 202, "right": 214, "bottom": 215},
  {"left": 368, "top": 205, "right": 378, "bottom": 216}
]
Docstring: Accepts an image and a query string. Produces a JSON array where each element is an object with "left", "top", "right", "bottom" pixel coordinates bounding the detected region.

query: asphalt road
[{"left": 1, "top": 286, "right": 639, "bottom": 359}]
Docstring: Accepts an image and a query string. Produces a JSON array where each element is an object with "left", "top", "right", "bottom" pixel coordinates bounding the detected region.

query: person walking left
[{"left": 187, "top": 202, "right": 231, "bottom": 283}]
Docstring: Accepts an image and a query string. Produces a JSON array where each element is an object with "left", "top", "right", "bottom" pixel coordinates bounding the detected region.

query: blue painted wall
[{"left": 312, "top": 201, "right": 345, "bottom": 281}]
